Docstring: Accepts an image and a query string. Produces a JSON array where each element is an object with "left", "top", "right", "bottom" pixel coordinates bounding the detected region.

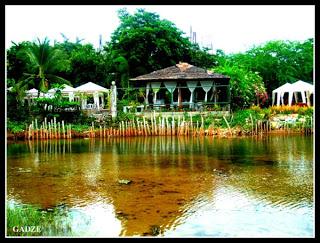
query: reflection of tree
[{"left": 7, "top": 135, "right": 313, "bottom": 236}]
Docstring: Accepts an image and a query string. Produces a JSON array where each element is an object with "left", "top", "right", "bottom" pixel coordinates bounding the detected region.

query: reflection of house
[{"left": 130, "top": 62, "right": 230, "bottom": 110}]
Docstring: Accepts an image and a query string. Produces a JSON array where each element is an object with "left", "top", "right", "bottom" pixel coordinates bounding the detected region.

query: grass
[{"left": 7, "top": 203, "right": 73, "bottom": 236}]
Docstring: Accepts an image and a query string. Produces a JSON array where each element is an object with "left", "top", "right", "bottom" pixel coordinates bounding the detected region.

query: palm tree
[{"left": 14, "top": 37, "right": 71, "bottom": 98}]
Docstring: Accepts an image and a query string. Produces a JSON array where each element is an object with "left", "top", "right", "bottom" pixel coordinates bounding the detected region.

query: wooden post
[
  {"left": 31, "top": 120, "right": 34, "bottom": 139},
  {"left": 57, "top": 122, "right": 60, "bottom": 139},
  {"left": 172, "top": 116, "right": 175, "bottom": 136},
  {"left": 35, "top": 119, "right": 38, "bottom": 139},
  {"left": 54, "top": 117, "right": 57, "bottom": 139},
  {"left": 249, "top": 113, "right": 254, "bottom": 135},
  {"left": 25, "top": 124, "right": 28, "bottom": 140},
  {"left": 62, "top": 120, "right": 65, "bottom": 139},
  {"left": 223, "top": 116, "right": 232, "bottom": 136}
]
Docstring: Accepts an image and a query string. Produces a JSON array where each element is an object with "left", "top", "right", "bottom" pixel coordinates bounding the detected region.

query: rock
[
  {"left": 118, "top": 179, "right": 132, "bottom": 185},
  {"left": 17, "top": 168, "right": 32, "bottom": 173},
  {"left": 150, "top": 225, "right": 161, "bottom": 236}
]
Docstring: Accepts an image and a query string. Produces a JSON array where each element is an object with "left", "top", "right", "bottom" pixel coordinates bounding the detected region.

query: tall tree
[
  {"left": 226, "top": 39, "right": 314, "bottom": 95},
  {"left": 107, "top": 8, "right": 216, "bottom": 83},
  {"left": 13, "top": 38, "right": 71, "bottom": 98}
]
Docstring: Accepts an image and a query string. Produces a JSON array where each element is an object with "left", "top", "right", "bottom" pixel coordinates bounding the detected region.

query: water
[{"left": 6, "top": 135, "right": 314, "bottom": 237}]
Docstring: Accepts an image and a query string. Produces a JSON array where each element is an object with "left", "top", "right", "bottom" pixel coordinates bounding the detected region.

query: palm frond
[{"left": 46, "top": 74, "right": 71, "bottom": 86}]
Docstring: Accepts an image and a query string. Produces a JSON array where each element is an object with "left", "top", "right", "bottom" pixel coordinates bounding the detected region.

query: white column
[
  {"left": 200, "top": 81, "right": 213, "bottom": 103},
  {"left": 151, "top": 82, "right": 162, "bottom": 105},
  {"left": 306, "top": 91, "right": 310, "bottom": 106},
  {"left": 93, "top": 91, "right": 100, "bottom": 110},
  {"left": 68, "top": 92, "right": 74, "bottom": 102},
  {"left": 288, "top": 91, "right": 293, "bottom": 106},
  {"left": 101, "top": 94, "right": 105, "bottom": 108},
  {"left": 280, "top": 92, "right": 284, "bottom": 105},
  {"left": 186, "top": 81, "right": 198, "bottom": 108},
  {"left": 301, "top": 91, "right": 306, "bottom": 104},
  {"left": 164, "top": 81, "right": 177, "bottom": 107},
  {"left": 272, "top": 92, "right": 275, "bottom": 106},
  {"left": 111, "top": 81, "right": 117, "bottom": 118},
  {"left": 145, "top": 83, "right": 150, "bottom": 105},
  {"left": 294, "top": 92, "right": 298, "bottom": 104},
  {"left": 81, "top": 96, "right": 87, "bottom": 109}
]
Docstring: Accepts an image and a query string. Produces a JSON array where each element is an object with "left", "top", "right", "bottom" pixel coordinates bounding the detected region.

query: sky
[{"left": 5, "top": 5, "right": 315, "bottom": 54}]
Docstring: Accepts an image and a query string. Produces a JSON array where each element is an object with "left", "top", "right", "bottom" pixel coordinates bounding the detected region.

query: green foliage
[
  {"left": 66, "top": 44, "right": 110, "bottom": 87},
  {"left": 217, "top": 39, "right": 313, "bottom": 104},
  {"left": 108, "top": 8, "right": 216, "bottom": 81},
  {"left": 7, "top": 41, "right": 32, "bottom": 82},
  {"left": 7, "top": 90, "right": 30, "bottom": 122},
  {"left": 7, "top": 203, "right": 72, "bottom": 236},
  {"left": 114, "top": 111, "right": 138, "bottom": 124},
  {"left": 12, "top": 38, "right": 71, "bottom": 99},
  {"left": 30, "top": 97, "right": 81, "bottom": 122},
  {"left": 7, "top": 120, "right": 26, "bottom": 134},
  {"left": 213, "top": 63, "right": 265, "bottom": 109},
  {"left": 70, "top": 124, "right": 91, "bottom": 132},
  {"left": 230, "top": 109, "right": 260, "bottom": 129}
]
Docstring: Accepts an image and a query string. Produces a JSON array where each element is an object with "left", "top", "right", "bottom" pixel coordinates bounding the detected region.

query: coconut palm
[{"left": 14, "top": 37, "right": 71, "bottom": 98}]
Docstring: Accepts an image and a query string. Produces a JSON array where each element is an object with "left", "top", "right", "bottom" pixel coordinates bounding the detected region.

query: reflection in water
[{"left": 7, "top": 135, "right": 314, "bottom": 237}]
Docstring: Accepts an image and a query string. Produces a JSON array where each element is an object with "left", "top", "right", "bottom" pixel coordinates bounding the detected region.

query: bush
[{"left": 7, "top": 120, "right": 26, "bottom": 134}]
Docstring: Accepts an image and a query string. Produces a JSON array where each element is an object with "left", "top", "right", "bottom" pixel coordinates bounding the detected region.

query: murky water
[{"left": 7, "top": 135, "right": 314, "bottom": 237}]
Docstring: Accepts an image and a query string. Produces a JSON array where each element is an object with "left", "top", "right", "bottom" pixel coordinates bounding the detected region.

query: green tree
[
  {"left": 7, "top": 41, "right": 33, "bottom": 85},
  {"left": 226, "top": 39, "right": 313, "bottom": 96},
  {"left": 107, "top": 8, "right": 216, "bottom": 82},
  {"left": 13, "top": 38, "right": 71, "bottom": 98},
  {"left": 67, "top": 44, "right": 106, "bottom": 87},
  {"left": 213, "top": 62, "right": 266, "bottom": 109}
]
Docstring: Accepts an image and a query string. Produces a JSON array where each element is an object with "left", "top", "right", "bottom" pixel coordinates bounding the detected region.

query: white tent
[
  {"left": 272, "top": 83, "right": 292, "bottom": 106},
  {"left": 272, "top": 80, "right": 314, "bottom": 106},
  {"left": 74, "top": 82, "right": 109, "bottom": 110},
  {"left": 289, "top": 80, "right": 314, "bottom": 106}
]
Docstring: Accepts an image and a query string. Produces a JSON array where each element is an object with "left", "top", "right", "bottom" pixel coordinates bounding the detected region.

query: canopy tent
[
  {"left": 272, "top": 83, "right": 292, "bottom": 106},
  {"left": 74, "top": 82, "right": 109, "bottom": 110},
  {"left": 289, "top": 80, "right": 314, "bottom": 106},
  {"left": 272, "top": 80, "right": 314, "bottom": 106}
]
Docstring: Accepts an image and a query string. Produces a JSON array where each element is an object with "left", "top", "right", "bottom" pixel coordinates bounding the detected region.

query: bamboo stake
[
  {"left": 223, "top": 116, "right": 232, "bottom": 136},
  {"left": 249, "top": 113, "right": 254, "bottom": 135},
  {"left": 48, "top": 122, "right": 51, "bottom": 139},
  {"left": 40, "top": 125, "right": 43, "bottom": 139},
  {"left": 35, "top": 119, "right": 38, "bottom": 139},
  {"left": 57, "top": 122, "right": 60, "bottom": 139},
  {"left": 54, "top": 117, "right": 57, "bottom": 139},
  {"left": 166, "top": 116, "right": 171, "bottom": 136},
  {"left": 25, "top": 124, "right": 28, "bottom": 140},
  {"left": 62, "top": 120, "right": 65, "bottom": 139},
  {"left": 31, "top": 120, "right": 34, "bottom": 139},
  {"left": 172, "top": 116, "right": 175, "bottom": 136}
]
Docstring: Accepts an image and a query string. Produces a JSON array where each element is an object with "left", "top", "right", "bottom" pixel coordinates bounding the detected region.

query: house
[{"left": 129, "top": 62, "right": 230, "bottom": 111}]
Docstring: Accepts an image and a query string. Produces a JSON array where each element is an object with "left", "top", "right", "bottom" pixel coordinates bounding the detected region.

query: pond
[{"left": 6, "top": 135, "right": 314, "bottom": 237}]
